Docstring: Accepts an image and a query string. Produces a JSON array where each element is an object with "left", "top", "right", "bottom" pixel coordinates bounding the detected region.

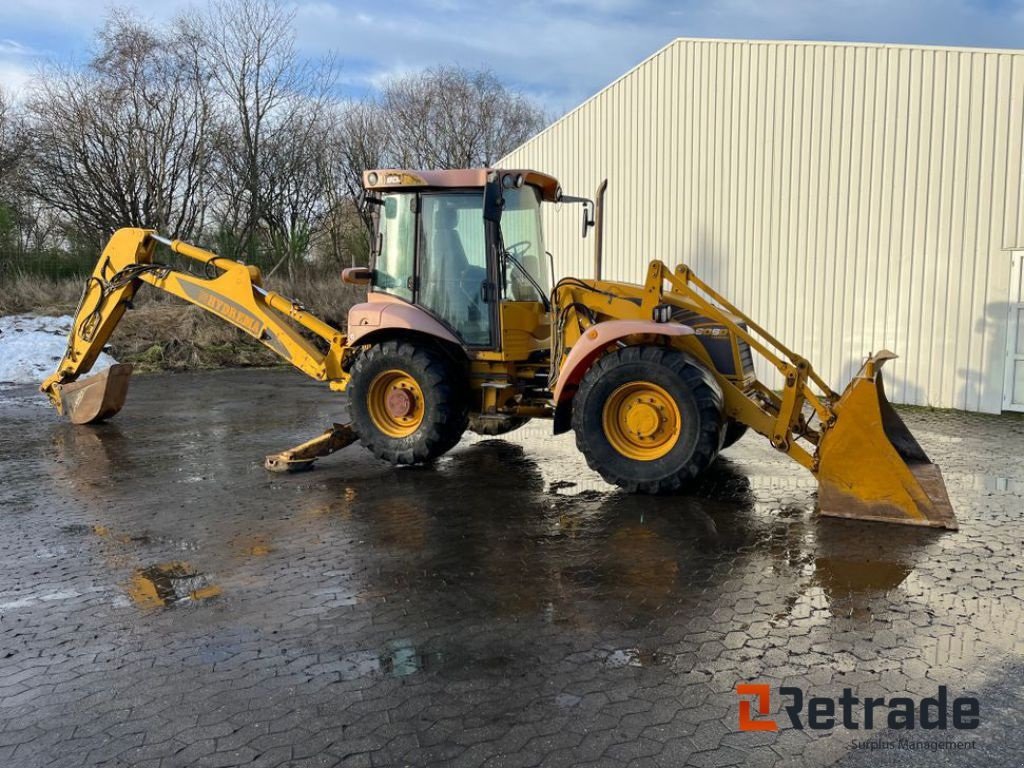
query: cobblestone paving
[{"left": 1, "top": 369, "right": 1022, "bottom": 767}]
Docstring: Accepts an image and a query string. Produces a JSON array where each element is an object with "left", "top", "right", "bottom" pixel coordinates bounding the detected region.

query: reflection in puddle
[
  {"left": 337, "top": 639, "right": 442, "bottom": 680},
  {"left": 605, "top": 647, "right": 665, "bottom": 668},
  {"left": 127, "top": 562, "right": 221, "bottom": 609},
  {"left": 60, "top": 522, "right": 197, "bottom": 551},
  {"left": 813, "top": 558, "right": 912, "bottom": 597},
  {"left": 230, "top": 534, "right": 274, "bottom": 557}
]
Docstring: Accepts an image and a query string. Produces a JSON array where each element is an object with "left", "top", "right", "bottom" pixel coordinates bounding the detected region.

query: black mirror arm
[{"left": 559, "top": 194, "right": 595, "bottom": 238}]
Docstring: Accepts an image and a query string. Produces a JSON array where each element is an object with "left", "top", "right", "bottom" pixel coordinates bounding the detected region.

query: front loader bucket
[
  {"left": 816, "top": 351, "right": 957, "bottom": 530},
  {"left": 59, "top": 364, "right": 134, "bottom": 425}
]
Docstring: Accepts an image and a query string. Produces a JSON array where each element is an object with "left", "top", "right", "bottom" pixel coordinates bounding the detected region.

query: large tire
[
  {"left": 348, "top": 340, "right": 468, "bottom": 465},
  {"left": 721, "top": 420, "right": 748, "bottom": 450},
  {"left": 572, "top": 346, "right": 725, "bottom": 494},
  {"left": 468, "top": 415, "right": 531, "bottom": 436}
]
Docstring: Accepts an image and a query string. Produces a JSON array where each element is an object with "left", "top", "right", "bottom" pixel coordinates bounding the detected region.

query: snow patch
[{"left": 0, "top": 315, "right": 117, "bottom": 385}]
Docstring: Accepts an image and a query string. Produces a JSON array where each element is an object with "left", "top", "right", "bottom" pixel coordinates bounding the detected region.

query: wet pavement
[{"left": 1, "top": 368, "right": 1023, "bottom": 768}]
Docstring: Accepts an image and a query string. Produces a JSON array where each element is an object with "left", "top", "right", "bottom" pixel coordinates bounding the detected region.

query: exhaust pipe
[{"left": 593, "top": 179, "right": 607, "bottom": 280}]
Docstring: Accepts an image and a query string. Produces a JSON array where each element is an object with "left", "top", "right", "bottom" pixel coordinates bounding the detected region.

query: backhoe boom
[{"left": 41, "top": 228, "right": 350, "bottom": 422}]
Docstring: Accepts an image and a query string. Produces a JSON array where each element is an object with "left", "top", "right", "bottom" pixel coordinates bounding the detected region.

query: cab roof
[{"left": 362, "top": 168, "right": 561, "bottom": 202}]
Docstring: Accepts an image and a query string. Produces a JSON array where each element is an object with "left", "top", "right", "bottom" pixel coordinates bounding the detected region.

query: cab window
[
  {"left": 418, "top": 193, "right": 491, "bottom": 346},
  {"left": 372, "top": 194, "right": 414, "bottom": 301}
]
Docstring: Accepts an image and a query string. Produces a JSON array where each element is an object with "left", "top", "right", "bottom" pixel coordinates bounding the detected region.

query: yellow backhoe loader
[{"left": 41, "top": 168, "right": 957, "bottom": 529}]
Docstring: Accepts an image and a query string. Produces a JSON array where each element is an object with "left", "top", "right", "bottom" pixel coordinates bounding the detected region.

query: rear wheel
[
  {"left": 348, "top": 340, "right": 468, "bottom": 464},
  {"left": 572, "top": 346, "right": 724, "bottom": 493}
]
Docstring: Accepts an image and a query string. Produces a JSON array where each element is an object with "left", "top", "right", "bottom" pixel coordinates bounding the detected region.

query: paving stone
[{"left": 0, "top": 372, "right": 1020, "bottom": 767}]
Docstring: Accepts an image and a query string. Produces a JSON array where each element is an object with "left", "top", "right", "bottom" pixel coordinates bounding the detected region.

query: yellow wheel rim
[
  {"left": 367, "top": 369, "right": 425, "bottom": 438},
  {"left": 601, "top": 381, "right": 681, "bottom": 461}
]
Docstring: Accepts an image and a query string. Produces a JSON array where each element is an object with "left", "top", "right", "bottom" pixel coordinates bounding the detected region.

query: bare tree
[
  {"left": 330, "top": 101, "right": 388, "bottom": 237},
  {"left": 377, "top": 66, "right": 547, "bottom": 169},
  {"left": 187, "top": 0, "right": 339, "bottom": 272},
  {"left": 327, "top": 65, "right": 546, "bottom": 259},
  {"left": 0, "top": 87, "right": 27, "bottom": 184},
  {"left": 23, "top": 13, "right": 212, "bottom": 244},
  {"left": 257, "top": 104, "right": 338, "bottom": 276},
  {"left": 4, "top": 6, "right": 550, "bottom": 277}
]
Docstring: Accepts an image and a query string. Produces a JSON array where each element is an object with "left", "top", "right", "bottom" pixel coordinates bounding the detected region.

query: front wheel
[
  {"left": 572, "top": 346, "right": 724, "bottom": 493},
  {"left": 348, "top": 340, "right": 468, "bottom": 465}
]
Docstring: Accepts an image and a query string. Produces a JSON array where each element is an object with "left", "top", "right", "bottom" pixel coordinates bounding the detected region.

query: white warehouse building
[{"left": 502, "top": 38, "right": 1024, "bottom": 413}]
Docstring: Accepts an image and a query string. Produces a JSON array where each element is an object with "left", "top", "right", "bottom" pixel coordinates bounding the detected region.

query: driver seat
[{"left": 431, "top": 204, "right": 469, "bottom": 276}]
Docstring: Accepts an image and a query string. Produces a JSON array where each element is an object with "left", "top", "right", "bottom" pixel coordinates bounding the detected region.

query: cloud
[
  {"left": 0, "top": 39, "right": 45, "bottom": 57},
  {"left": 291, "top": 1, "right": 671, "bottom": 110},
  {"left": 1, "top": 0, "right": 1023, "bottom": 109},
  {"left": 0, "top": 60, "right": 38, "bottom": 96},
  {"left": 289, "top": 0, "right": 1024, "bottom": 110}
]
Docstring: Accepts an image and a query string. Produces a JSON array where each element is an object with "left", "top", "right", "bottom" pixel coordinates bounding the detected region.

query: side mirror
[
  {"left": 383, "top": 196, "right": 398, "bottom": 220},
  {"left": 483, "top": 172, "right": 504, "bottom": 223},
  {"left": 581, "top": 201, "right": 594, "bottom": 238},
  {"left": 342, "top": 267, "right": 373, "bottom": 285}
]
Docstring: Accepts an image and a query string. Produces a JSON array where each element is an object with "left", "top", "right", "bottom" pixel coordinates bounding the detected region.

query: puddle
[
  {"left": 605, "top": 647, "right": 665, "bottom": 668},
  {"left": 126, "top": 562, "right": 221, "bottom": 609},
  {"left": 0, "top": 589, "right": 83, "bottom": 611},
  {"left": 813, "top": 557, "right": 913, "bottom": 597},
  {"left": 555, "top": 693, "right": 582, "bottom": 708},
  {"left": 336, "top": 639, "right": 442, "bottom": 680},
  {"left": 60, "top": 522, "right": 196, "bottom": 550},
  {"left": 231, "top": 534, "right": 274, "bottom": 557}
]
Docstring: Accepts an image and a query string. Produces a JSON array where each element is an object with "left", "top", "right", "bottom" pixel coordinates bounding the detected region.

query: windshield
[{"left": 500, "top": 185, "right": 549, "bottom": 302}]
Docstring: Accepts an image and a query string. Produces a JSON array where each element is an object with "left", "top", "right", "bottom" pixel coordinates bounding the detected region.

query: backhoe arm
[{"left": 41, "top": 227, "right": 350, "bottom": 422}]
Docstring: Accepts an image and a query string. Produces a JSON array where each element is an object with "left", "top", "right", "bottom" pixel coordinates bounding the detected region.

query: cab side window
[{"left": 373, "top": 194, "right": 414, "bottom": 301}]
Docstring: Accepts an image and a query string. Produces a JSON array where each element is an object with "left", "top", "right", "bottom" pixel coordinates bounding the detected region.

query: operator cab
[{"left": 360, "top": 168, "right": 561, "bottom": 351}]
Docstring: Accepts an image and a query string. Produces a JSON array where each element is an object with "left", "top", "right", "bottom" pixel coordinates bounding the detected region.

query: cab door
[{"left": 417, "top": 192, "right": 496, "bottom": 348}]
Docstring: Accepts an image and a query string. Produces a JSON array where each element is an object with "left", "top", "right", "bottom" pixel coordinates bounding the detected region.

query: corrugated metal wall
[{"left": 501, "top": 38, "right": 1024, "bottom": 412}]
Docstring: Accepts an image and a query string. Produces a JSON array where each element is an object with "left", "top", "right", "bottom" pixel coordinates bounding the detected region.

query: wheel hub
[
  {"left": 367, "top": 370, "right": 425, "bottom": 438},
  {"left": 602, "top": 382, "right": 682, "bottom": 460},
  {"left": 624, "top": 399, "right": 662, "bottom": 439},
  {"left": 386, "top": 388, "right": 415, "bottom": 418}
]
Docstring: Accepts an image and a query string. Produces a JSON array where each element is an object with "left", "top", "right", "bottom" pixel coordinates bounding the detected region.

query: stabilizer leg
[{"left": 263, "top": 423, "right": 358, "bottom": 473}]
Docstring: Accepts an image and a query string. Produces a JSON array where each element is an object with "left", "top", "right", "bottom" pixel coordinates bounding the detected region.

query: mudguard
[{"left": 551, "top": 319, "right": 695, "bottom": 433}]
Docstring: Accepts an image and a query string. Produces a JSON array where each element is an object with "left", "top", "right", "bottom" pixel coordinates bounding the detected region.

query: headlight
[{"left": 367, "top": 172, "right": 378, "bottom": 185}]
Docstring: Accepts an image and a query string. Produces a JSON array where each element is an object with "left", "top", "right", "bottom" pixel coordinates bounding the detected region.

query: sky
[{"left": 2, "top": 0, "right": 1024, "bottom": 115}]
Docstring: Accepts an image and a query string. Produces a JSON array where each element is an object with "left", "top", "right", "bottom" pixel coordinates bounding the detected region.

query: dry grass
[
  {"left": 0, "top": 271, "right": 363, "bottom": 371},
  {"left": 0, "top": 274, "right": 89, "bottom": 316}
]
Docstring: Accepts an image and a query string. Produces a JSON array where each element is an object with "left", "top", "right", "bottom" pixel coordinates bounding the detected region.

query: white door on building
[{"left": 1005, "top": 251, "right": 1024, "bottom": 412}]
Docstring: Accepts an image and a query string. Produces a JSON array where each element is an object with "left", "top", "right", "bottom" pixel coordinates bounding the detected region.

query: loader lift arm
[
  {"left": 638, "top": 261, "right": 956, "bottom": 529},
  {"left": 41, "top": 228, "right": 351, "bottom": 422}
]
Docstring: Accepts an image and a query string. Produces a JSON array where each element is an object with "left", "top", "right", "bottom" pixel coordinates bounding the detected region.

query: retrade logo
[
  {"left": 737, "top": 684, "right": 777, "bottom": 731},
  {"left": 736, "top": 684, "right": 980, "bottom": 732}
]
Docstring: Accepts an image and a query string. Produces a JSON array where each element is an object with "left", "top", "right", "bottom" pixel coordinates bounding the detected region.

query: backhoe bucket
[
  {"left": 59, "top": 364, "right": 134, "bottom": 425},
  {"left": 816, "top": 351, "right": 957, "bottom": 530}
]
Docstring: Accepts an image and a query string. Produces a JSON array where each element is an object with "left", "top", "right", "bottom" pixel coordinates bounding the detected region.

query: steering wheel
[
  {"left": 504, "top": 241, "right": 540, "bottom": 300},
  {"left": 505, "top": 240, "right": 531, "bottom": 260}
]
